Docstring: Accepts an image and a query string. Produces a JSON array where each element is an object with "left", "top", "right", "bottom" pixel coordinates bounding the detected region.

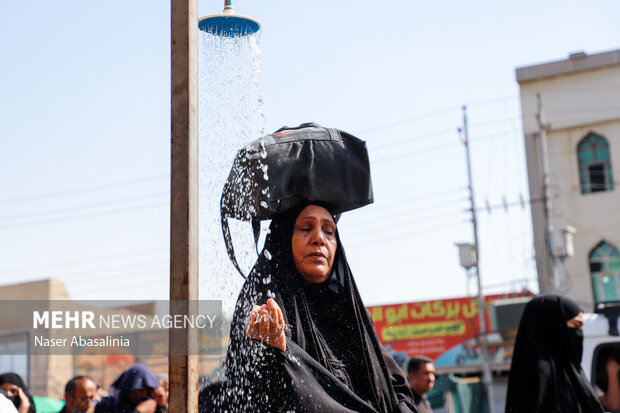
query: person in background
[
  {"left": 0, "top": 387, "right": 19, "bottom": 413},
  {"left": 596, "top": 355, "right": 620, "bottom": 412},
  {"left": 94, "top": 364, "right": 160, "bottom": 413},
  {"left": 0, "top": 373, "right": 35, "bottom": 413},
  {"left": 59, "top": 376, "right": 98, "bottom": 413},
  {"left": 407, "top": 356, "right": 436, "bottom": 413},
  {"left": 505, "top": 294, "right": 603, "bottom": 413},
  {"left": 150, "top": 374, "right": 168, "bottom": 413}
]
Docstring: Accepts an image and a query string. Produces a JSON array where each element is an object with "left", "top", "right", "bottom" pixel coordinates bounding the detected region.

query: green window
[
  {"left": 578, "top": 133, "right": 614, "bottom": 194},
  {"left": 590, "top": 241, "right": 620, "bottom": 304}
]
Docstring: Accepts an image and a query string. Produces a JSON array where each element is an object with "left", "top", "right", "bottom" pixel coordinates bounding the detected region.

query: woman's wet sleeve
[{"left": 379, "top": 344, "right": 418, "bottom": 412}]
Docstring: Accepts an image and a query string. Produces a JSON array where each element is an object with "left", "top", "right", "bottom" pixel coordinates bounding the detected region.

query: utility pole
[
  {"left": 536, "top": 93, "right": 559, "bottom": 293},
  {"left": 460, "top": 105, "right": 496, "bottom": 413},
  {"left": 170, "top": 0, "right": 199, "bottom": 411}
]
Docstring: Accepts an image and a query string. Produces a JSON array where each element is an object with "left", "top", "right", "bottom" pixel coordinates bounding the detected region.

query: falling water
[{"left": 198, "top": 31, "right": 265, "bottom": 335}]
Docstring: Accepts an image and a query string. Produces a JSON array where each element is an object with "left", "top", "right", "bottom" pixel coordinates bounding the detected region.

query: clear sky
[{"left": 1, "top": 0, "right": 619, "bottom": 309}]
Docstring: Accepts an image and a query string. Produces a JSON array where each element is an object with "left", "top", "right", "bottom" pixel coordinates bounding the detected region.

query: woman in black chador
[
  {"left": 203, "top": 202, "right": 417, "bottom": 412},
  {"left": 505, "top": 294, "right": 603, "bottom": 413}
]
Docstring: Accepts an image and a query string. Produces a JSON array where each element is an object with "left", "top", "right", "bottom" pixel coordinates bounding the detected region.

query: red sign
[{"left": 367, "top": 292, "right": 530, "bottom": 360}]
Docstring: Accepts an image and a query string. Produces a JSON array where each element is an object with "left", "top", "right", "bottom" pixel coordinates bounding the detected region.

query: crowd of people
[{"left": 0, "top": 364, "right": 168, "bottom": 413}]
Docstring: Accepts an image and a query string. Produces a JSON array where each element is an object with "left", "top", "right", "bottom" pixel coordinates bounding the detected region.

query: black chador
[
  {"left": 201, "top": 205, "right": 417, "bottom": 412},
  {"left": 505, "top": 294, "right": 603, "bottom": 413}
]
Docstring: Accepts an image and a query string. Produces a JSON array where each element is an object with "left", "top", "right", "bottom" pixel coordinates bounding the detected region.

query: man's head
[
  {"left": 407, "top": 356, "right": 436, "bottom": 395},
  {"left": 64, "top": 376, "right": 97, "bottom": 413}
]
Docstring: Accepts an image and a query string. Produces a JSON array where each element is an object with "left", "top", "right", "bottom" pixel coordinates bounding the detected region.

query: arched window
[
  {"left": 590, "top": 241, "right": 620, "bottom": 303},
  {"left": 578, "top": 133, "right": 614, "bottom": 194}
]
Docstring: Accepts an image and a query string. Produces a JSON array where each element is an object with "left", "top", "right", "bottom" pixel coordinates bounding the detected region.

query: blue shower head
[{"left": 198, "top": 1, "right": 261, "bottom": 37}]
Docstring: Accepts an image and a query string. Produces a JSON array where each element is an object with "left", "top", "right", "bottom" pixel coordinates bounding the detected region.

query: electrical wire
[
  {"left": 0, "top": 247, "right": 167, "bottom": 274},
  {"left": 354, "top": 106, "right": 460, "bottom": 134},
  {"left": 0, "top": 191, "right": 168, "bottom": 223},
  {"left": 346, "top": 219, "right": 468, "bottom": 249},
  {"left": 0, "top": 200, "right": 166, "bottom": 230},
  {"left": 355, "top": 94, "right": 519, "bottom": 135},
  {"left": 0, "top": 174, "right": 168, "bottom": 205}
]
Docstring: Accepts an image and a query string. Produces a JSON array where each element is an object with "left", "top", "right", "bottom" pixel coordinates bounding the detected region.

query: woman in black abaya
[
  {"left": 204, "top": 203, "right": 416, "bottom": 412},
  {"left": 505, "top": 294, "right": 603, "bottom": 413},
  {"left": 0, "top": 373, "right": 36, "bottom": 413}
]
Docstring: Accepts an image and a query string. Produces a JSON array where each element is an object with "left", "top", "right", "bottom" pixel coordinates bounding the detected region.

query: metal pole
[
  {"left": 536, "top": 93, "right": 558, "bottom": 293},
  {"left": 461, "top": 105, "right": 496, "bottom": 413},
  {"left": 170, "top": 0, "right": 199, "bottom": 411}
]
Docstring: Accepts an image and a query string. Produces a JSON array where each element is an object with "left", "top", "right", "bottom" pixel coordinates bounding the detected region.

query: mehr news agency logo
[{"left": 32, "top": 310, "right": 218, "bottom": 348}]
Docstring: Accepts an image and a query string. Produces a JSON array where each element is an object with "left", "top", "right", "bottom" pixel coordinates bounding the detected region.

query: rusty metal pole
[{"left": 170, "top": 0, "right": 199, "bottom": 411}]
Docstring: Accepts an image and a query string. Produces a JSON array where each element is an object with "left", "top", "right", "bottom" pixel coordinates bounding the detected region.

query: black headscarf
[
  {"left": 0, "top": 372, "right": 36, "bottom": 413},
  {"left": 505, "top": 294, "right": 603, "bottom": 413},
  {"left": 203, "top": 203, "right": 416, "bottom": 412}
]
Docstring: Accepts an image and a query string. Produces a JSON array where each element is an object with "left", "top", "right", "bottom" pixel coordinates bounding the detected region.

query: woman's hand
[
  {"left": 16, "top": 388, "right": 30, "bottom": 413},
  {"left": 134, "top": 398, "right": 157, "bottom": 413},
  {"left": 246, "top": 298, "right": 286, "bottom": 351}
]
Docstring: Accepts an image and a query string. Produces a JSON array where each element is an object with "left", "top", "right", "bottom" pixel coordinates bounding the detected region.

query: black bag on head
[{"left": 221, "top": 122, "right": 374, "bottom": 277}]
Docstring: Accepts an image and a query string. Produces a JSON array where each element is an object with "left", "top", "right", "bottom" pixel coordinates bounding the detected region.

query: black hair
[
  {"left": 65, "top": 376, "right": 96, "bottom": 396},
  {"left": 407, "top": 356, "right": 433, "bottom": 375}
]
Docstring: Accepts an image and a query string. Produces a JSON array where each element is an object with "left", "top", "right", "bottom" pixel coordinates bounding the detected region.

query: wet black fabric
[
  {"left": 0, "top": 373, "right": 36, "bottom": 413},
  {"left": 220, "top": 122, "right": 374, "bottom": 278},
  {"left": 204, "top": 205, "right": 417, "bottom": 412},
  {"left": 505, "top": 294, "right": 603, "bottom": 413}
]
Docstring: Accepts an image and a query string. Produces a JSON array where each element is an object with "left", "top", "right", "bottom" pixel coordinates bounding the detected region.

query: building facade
[{"left": 517, "top": 49, "right": 620, "bottom": 309}]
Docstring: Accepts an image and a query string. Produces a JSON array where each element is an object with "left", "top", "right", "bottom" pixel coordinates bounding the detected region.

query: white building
[{"left": 516, "top": 49, "right": 620, "bottom": 309}]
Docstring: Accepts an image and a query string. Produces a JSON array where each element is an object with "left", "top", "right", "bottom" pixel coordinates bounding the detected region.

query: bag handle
[
  {"left": 220, "top": 193, "right": 263, "bottom": 279},
  {"left": 220, "top": 184, "right": 247, "bottom": 278},
  {"left": 221, "top": 212, "right": 246, "bottom": 279}
]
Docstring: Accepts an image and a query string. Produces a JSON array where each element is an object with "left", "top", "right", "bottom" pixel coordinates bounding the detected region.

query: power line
[
  {"left": 355, "top": 95, "right": 519, "bottom": 135},
  {"left": 369, "top": 127, "right": 458, "bottom": 151},
  {"left": 3, "top": 257, "right": 169, "bottom": 282},
  {"left": 0, "top": 200, "right": 166, "bottom": 230},
  {"left": 355, "top": 106, "right": 460, "bottom": 134},
  {"left": 372, "top": 141, "right": 460, "bottom": 164},
  {"left": 357, "top": 190, "right": 468, "bottom": 218},
  {"left": 465, "top": 95, "right": 519, "bottom": 107},
  {"left": 0, "top": 191, "right": 168, "bottom": 223},
  {"left": 344, "top": 200, "right": 470, "bottom": 234},
  {"left": 58, "top": 261, "right": 168, "bottom": 282},
  {"left": 0, "top": 174, "right": 168, "bottom": 205},
  {"left": 372, "top": 127, "right": 522, "bottom": 164},
  {"left": 0, "top": 247, "right": 167, "bottom": 274},
  {"left": 346, "top": 219, "right": 467, "bottom": 249},
  {"left": 369, "top": 116, "right": 521, "bottom": 153}
]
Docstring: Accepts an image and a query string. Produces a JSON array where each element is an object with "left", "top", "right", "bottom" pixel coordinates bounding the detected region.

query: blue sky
[{"left": 1, "top": 0, "right": 619, "bottom": 308}]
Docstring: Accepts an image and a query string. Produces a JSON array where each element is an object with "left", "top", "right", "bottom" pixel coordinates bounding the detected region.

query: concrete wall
[{"left": 0, "top": 279, "right": 73, "bottom": 398}]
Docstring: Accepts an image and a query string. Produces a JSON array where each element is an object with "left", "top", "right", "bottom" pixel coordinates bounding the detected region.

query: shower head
[{"left": 198, "top": 0, "right": 261, "bottom": 37}]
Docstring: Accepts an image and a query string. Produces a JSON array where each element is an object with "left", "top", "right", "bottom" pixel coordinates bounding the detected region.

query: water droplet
[
  {"left": 264, "top": 249, "right": 272, "bottom": 260},
  {"left": 263, "top": 173, "right": 269, "bottom": 180},
  {"left": 260, "top": 201, "right": 268, "bottom": 209}
]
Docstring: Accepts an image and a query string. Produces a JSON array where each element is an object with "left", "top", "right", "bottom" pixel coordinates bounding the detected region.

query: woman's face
[
  {"left": 567, "top": 311, "right": 584, "bottom": 329},
  {"left": 291, "top": 205, "right": 338, "bottom": 283},
  {"left": 0, "top": 382, "right": 19, "bottom": 397}
]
